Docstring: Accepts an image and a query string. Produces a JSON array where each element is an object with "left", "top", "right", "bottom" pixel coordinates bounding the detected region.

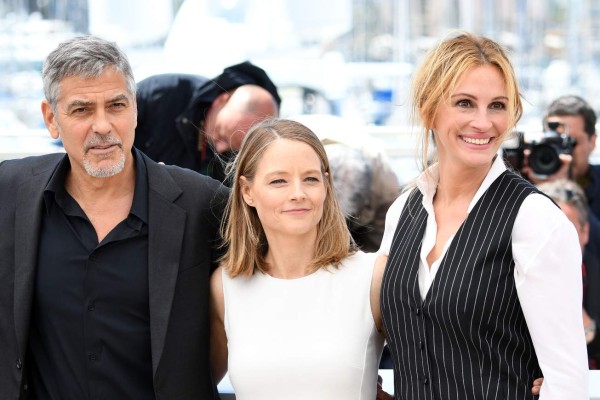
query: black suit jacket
[{"left": 0, "top": 150, "right": 229, "bottom": 399}]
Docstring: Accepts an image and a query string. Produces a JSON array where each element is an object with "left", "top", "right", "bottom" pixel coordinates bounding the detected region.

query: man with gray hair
[{"left": 0, "top": 35, "right": 228, "bottom": 399}]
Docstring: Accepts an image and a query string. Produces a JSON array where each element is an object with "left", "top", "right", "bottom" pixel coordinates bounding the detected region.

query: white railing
[{"left": 0, "top": 128, "right": 64, "bottom": 162}]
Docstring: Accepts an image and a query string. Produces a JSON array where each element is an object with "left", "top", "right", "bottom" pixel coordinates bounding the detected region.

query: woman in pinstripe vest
[{"left": 375, "top": 32, "right": 588, "bottom": 399}]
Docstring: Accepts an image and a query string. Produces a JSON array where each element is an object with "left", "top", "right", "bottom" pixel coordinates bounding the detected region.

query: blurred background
[{"left": 1, "top": 0, "right": 599, "bottom": 179}]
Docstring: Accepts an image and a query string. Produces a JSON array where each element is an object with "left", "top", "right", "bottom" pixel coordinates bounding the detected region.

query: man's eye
[{"left": 111, "top": 102, "right": 126, "bottom": 109}]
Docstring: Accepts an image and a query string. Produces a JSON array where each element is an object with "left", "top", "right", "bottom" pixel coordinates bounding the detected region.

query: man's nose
[{"left": 92, "top": 109, "right": 112, "bottom": 135}]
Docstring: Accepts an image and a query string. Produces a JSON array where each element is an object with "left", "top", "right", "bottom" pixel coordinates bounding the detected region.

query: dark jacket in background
[
  {"left": 585, "top": 250, "right": 600, "bottom": 368},
  {"left": 134, "top": 62, "right": 281, "bottom": 182},
  {"left": 584, "top": 164, "right": 600, "bottom": 223}
]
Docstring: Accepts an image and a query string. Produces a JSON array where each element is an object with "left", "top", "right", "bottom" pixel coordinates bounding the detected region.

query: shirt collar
[
  {"left": 42, "top": 149, "right": 149, "bottom": 224},
  {"left": 415, "top": 154, "right": 507, "bottom": 213},
  {"left": 130, "top": 148, "right": 149, "bottom": 224},
  {"left": 43, "top": 154, "right": 72, "bottom": 215}
]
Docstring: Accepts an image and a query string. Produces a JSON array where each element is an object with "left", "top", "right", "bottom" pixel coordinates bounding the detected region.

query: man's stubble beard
[{"left": 82, "top": 134, "right": 126, "bottom": 178}]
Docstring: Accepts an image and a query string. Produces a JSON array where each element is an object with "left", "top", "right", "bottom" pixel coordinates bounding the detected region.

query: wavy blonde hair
[
  {"left": 411, "top": 31, "right": 523, "bottom": 171},
  {"left": 220, "top": 118, "right": 355, "bottom": 278}
]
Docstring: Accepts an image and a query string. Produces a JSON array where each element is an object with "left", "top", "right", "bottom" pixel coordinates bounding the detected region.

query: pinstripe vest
[{"left": 381, "top": 171, "right": 543, "bottom": 400}]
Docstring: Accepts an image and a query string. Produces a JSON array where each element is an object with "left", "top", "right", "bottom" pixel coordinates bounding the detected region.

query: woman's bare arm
[
  {"left": 370, "top": 255, "right": 388, "bottom": 335},
  {"left": 210, "top": 266, "right": 228, "bottom": 384}
]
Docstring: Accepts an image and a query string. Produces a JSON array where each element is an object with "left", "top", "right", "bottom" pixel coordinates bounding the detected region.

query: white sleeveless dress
[{"left": 222, "top": 251, "right": 384, "bottom": 400}]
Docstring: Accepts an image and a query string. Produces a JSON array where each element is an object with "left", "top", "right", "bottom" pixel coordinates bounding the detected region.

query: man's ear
[
  {"left": 132, "top": 97, "right": 138, "bottom": 128},
  {"left": 41, "top": 100, "right": 60, "bottom": 139},
  {"left": 582, "top": 221, "right": 590, "bottom": 248},
  {"left": 213, "top": 91, "right": 231, "bottom": 109}
]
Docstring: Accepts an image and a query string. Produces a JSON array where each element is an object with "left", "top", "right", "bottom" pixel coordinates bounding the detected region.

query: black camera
[{"left": 502, "top": 122, "right": 577, "bottom": 177}]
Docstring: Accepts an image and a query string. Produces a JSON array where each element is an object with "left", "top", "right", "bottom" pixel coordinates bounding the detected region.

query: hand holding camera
[{"left": 503, "top": 122, "right": 576, "bottom": 182}]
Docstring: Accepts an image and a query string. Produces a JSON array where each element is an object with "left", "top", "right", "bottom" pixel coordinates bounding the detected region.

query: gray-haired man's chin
[{"left": 83, "top": 155, "right": 126, "bottom": 178}]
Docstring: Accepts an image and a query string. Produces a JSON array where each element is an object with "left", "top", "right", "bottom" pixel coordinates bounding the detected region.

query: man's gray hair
[
  {"left": 42, "top": 35, "right": 136, "bottom": 111},
  {"left": 537, "top": 178, "right": 589, "bottom": 227}
]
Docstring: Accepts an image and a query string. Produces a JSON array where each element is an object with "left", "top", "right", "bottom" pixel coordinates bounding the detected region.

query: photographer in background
[
  {"left": 517, "top": 95, "right": 600, "bottom": 262},
  {"left": 523, "top": 95, "right": 599, "bottom": 216}
]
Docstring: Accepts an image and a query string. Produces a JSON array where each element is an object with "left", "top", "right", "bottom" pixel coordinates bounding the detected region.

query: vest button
[
  {"left": 415, "top": 307, "right": 421, "bottom": 316},
  {"left": 419, "top": 340, "right": 425, "bottom": 350},
  {"left": 16, "top": 359, "right": 22, "bottom": 369},
  {"left": 423, "top": 377, "right": 429, "bottom": 385}
]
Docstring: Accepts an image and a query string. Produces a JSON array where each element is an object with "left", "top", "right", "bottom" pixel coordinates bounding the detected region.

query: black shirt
[{"left": 28, "top": 151, "right": 155, "bottom": 399}]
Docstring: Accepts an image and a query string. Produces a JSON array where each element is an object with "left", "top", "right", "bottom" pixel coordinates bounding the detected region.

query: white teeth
[{"left": 462, "top": 136, "right": 490, "bottom": 145}]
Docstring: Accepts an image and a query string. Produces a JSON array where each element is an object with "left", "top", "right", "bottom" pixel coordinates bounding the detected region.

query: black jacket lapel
[
  {"left": 14, "top": 156, "right": 61, "bottom": 356},
  {"left": 144, "top": 156, "right": 187, "bottom": 376}
]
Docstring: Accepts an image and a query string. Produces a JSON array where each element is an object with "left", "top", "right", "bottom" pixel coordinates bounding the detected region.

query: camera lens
[{"left": 529, "top": 143, "right": 561, "bottom": 176}]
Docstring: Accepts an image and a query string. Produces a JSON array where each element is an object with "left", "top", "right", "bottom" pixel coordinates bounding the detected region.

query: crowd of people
[{"left": 0, "top": 29, "right": 596, "bottom": 399}]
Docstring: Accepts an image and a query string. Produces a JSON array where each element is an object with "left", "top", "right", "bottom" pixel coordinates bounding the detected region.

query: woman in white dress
[{"left": 209, "top": 118, "right": 389, "bottom": 400}]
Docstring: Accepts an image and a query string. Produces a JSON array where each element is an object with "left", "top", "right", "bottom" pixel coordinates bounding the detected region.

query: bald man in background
[{"left": 135, "top": 62, "right": 281, "bottom": 182}]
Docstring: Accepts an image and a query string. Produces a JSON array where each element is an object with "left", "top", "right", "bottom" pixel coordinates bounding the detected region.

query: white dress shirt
[{"left": 379, "top": 155, "right": 589, "bottom": 399}]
